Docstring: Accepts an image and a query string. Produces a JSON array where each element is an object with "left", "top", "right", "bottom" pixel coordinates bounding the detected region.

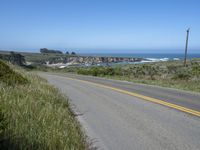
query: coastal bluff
[
  {"left": 45, "top": 56, "right": 145, "bottom": 67},
  {"left": 0, "top": 50, "right": 145, "bottom": 67}
]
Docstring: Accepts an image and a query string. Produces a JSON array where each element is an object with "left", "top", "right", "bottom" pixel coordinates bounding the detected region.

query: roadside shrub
[
  {"left": 91, "top": 67, "right": 105, "bottom": 76},
  {"left": 191, "top": 62, "right": 200, "bottom": 77},
  {"left": 134, "top": 66, "right": 145, "bottom": 77},
  {"left": 128, "top": 65, "right": 159, "bottom": 79},
  {"left": 77, "top": 66, "right": 114, "bottom": 76},
  {"left": 77, "top": 68, "right": 90, "bottom": 75},
  {"left": 105, "top": 67, "right": 115, "bottom": 76},
  {"left": 167, "top": 65, "right": 179, "bottom": 74},
  {"left": 114, "top": 67, "right": 122, "bottom": 76},
  {"left": 0, "top": 110, "right": 6, "bottom": 139},
  {"left": 172, "top": 73, "right": 191, "bottom": 80}
]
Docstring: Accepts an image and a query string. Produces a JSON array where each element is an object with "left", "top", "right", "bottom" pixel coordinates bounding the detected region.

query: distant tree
[
  {"left": 71, "top": 52, "right": 76, "bottom": 55},
  {"left": 40, "top": 48, "right": 63, "bottom": 54},
  {"left": 40, "top": 48, "right": 49, "bottom": 53},
  {"left": 54, "top": 50, "right": 63, "bottom": 54},
  {"left": 66, "top": 51, "right": 69, "bottom": 55}
]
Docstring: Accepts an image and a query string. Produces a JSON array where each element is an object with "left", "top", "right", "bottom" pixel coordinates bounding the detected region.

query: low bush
[
  {"left": 172, "top": 73, "right": 191, "bottom": 80},
  {"left": 191, "top": 62, "right": 200, "bottom": 77}
]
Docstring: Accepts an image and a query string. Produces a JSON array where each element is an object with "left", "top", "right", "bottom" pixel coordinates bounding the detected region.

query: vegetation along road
[{"left": 39, "top": 72, "right": 200, "bottom": 150}]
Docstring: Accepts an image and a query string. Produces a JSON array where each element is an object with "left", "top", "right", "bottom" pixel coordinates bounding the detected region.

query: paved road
[
  {"left": 39, "top": 73, "right": 200, "bottom": 150},
  {"left": 43, "top": 72, "right": 200, "bottom": 112}
]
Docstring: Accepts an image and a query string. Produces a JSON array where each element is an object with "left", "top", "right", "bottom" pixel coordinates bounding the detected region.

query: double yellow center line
[{"left": 65, "top": 76, "right": 200, "bottom": 117}]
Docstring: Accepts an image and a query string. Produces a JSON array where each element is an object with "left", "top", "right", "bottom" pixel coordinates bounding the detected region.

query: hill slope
[{"left": 0, "top": 60, "right": 87, "bottom": 150}]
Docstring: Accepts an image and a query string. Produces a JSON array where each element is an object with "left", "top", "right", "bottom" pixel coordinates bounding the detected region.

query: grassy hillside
[{"left": 0, "top": 60, "right": 87, "bottom": 149}]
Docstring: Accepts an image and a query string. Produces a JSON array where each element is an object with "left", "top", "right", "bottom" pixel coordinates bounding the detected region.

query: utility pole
[{"left": 184, "top": 28, "right": 190, "bottom": 67}]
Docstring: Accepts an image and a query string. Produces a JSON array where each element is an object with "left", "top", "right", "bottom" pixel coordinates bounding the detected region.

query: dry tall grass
[{"left": 0, "top": 61, "right": 87, "bottom": 149}]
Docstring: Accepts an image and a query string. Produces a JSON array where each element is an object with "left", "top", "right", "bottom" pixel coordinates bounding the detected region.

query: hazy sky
[{"left": 0, "top": 0, "right": 200, "bottom": 53}]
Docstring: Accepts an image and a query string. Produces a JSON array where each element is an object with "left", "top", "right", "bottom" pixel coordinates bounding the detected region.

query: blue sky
[{"left": 0, "top": 0, "right": 200, "bottom": 53}]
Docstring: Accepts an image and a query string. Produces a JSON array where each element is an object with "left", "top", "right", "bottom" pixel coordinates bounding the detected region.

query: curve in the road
[{"left": 63, "top": 76, "right": 200, "bottom": 117}]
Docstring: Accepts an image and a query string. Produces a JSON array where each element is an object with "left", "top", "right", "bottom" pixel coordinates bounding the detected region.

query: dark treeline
[
  {"left": 40, "top": 48, "right": 63, "bottom": 54},
  {"left": 40, "top": 48, "right": 76, "bottom": 55}
]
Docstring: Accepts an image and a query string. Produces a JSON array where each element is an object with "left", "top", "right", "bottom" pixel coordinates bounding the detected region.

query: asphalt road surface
[{"left": 39, "top": 72, "right": 200, "bottom": 150}]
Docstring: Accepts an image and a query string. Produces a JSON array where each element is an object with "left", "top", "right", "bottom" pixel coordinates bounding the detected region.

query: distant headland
[{"left": 0, "top": 49, "right": 145, "bottom": 67}]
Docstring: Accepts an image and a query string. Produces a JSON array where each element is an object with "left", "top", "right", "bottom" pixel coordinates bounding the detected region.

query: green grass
[
  {"left": 0, "top": 61, "right": 88, "bottom": 149},
  {"left": 105, "top": 75, "right": 200, "bottom": 92},
  {"left": 74, "top": 60, "right": 200, "bottom": 93}
]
